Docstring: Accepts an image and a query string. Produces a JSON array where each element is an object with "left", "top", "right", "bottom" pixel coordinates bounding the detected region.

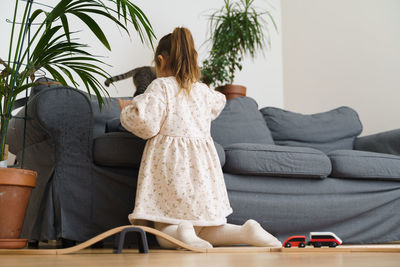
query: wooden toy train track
[{"left": 0, "top": 225, "right": 400, "bottom": 255}]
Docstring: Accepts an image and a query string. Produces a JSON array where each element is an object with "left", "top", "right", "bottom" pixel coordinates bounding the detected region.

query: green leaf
[
  {"left": 57, "top": 65, "right": 79, "bottom": 88},
  {"left": 60, "top": 14, "right": 70, "bottom": 43},
  {"left": 11, "top": 82, "right": 37, "bottom": 97},
  {"left": 71, "top": 11, "right": 111, "bottom": 50},
  {"left": 43, "top": 64, "right": 68, "bottom": 86},
  {"left": 74, "top": 8, "right": 128, "bottom": 33},
  {"left": 46, "top": 0, "right": 70, "bottom": 27},
  {"left": 29, "top": 9, "right": 45, "bottom": 24}
]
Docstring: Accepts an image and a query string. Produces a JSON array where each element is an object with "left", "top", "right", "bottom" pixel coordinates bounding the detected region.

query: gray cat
[{"left": 104, "top": 66, "right": 156, "bottom": 97}]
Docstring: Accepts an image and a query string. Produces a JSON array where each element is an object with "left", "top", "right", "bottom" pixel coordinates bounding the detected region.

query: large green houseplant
[
  {"left": 0, "top": 0, "right": 154, "bottom": 249},
  {"left": 201, "top": 0, "right": 276, "bottom": 99}
]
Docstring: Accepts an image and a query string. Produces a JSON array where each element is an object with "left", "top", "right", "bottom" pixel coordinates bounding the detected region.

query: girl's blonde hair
[{"left": 154, "top": 27, "right": 201, "bottom": 94}]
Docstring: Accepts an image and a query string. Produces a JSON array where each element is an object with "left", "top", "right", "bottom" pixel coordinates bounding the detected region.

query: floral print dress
[{"left": 120, "top": 76, "right": 232, "bottom": 226}]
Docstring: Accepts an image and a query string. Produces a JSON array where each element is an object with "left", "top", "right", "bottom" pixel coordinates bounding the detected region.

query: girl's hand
[{"left": 118, "top": 99, "right": 132, "bottom": 110}]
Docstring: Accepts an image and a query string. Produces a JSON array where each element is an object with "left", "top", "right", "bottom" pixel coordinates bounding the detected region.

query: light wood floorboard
[{"left": 1, "top": 249, "right": 400, "bottom": 267}]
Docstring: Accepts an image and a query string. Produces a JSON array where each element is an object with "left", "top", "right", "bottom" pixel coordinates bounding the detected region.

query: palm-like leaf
[
  {"left": 23, "top": 0, "right": 155, "bottom": 99},
  {"left": 0, "top": 0, "right": 156, "bottom": 160}
]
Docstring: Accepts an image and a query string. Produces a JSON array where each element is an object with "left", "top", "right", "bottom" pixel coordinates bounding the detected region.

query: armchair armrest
[
  {"left": 354, "top": 129, "right": 400, "bottom": 156},
  {"left": 8, "top": 85, "right": 96, "bottom": 241}
]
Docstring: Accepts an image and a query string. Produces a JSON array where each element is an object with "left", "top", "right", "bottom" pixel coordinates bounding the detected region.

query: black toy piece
[{"left": 114, "top": 227, "right": 149, "bottom": 254}]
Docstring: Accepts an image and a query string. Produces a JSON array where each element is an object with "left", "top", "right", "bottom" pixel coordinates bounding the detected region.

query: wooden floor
[{"left": 1, "top": 249, "right": 400, "bottom": 267}]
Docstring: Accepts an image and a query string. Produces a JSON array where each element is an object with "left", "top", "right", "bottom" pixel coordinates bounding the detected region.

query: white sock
[
  {"left": 177, "top": 221, "right": 213, "bottom": 249},
  {"left": 154, "top": 222, "right": 179, "bottom": 249},
  {"left": 242, "top": 219, "right": 282, "bottom": 247},
  {"left": 154, "top": 221, "right": 213, "bottom": 249},
  {"left": 197, "top": 219, "right": 282, "bottom": 247}
]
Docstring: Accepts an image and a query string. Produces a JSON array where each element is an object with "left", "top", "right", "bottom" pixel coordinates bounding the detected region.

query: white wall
[
  {"left": 0, "top": 0, "right": 283, "bottom": 109},
  {"left": 282, "top": 0, "right": 400, "bottom": 135}
]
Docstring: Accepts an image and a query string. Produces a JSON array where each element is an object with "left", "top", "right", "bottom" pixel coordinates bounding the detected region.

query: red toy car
[
  {"left": 283, "top": 235, "right": 307, "bottom": 248},
  {"left": 308, "top": 232, "right": 343, "bottom": 247}
]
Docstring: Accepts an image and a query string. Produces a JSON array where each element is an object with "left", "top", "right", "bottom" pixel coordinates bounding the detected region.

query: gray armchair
[{"left": 8, "top": 82, "right": 140, "bottom": 244}]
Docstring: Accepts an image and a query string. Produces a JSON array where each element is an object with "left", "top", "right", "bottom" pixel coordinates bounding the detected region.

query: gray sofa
[{"left": 8, "top": 82, "right": 400, "bottom": 246}]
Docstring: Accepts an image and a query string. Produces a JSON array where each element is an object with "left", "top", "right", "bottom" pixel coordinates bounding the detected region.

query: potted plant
[
  {"left": 201, "top": 0, "right": 277, "bottom": 100},
  {"left": 0, "top": 0, "right": 155, "bottom": 249}
]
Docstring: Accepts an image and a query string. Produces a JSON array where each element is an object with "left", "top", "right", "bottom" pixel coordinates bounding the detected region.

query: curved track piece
[{"left": 0, "top": 225, "right": 271, "bottom": 255}]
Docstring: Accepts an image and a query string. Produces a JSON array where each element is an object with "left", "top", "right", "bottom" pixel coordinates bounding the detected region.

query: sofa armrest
[{"left": 354, "top": 129, "right": 400, "bottom": 156}]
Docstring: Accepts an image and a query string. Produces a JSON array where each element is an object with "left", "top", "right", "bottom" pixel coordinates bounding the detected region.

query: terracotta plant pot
[
  {"left": 215, "top": 84, "right": 247, "bottom": 100},
  {"left": 0, "top": 168, "right": 37, "bottom": 249}
]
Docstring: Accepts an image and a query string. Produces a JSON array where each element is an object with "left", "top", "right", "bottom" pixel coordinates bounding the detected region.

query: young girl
[{"left": 120, "top": 27, "right": 281, "bottom": 249}]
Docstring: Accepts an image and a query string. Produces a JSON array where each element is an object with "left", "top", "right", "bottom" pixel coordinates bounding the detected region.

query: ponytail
[{"left": 154, "top": 27, "right": 201, "bottom": 94}]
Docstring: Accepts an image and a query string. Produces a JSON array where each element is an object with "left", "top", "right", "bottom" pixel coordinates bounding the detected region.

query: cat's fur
[{"left": 104, "top": 66, "right": 156, "bottom": 97}]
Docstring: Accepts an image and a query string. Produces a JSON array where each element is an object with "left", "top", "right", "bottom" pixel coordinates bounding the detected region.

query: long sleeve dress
[{"left": 120, "top": 76, "right": 232, "bottom": 226}]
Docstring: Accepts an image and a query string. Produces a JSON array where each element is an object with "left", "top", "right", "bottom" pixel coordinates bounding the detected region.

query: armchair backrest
[{"left": 29, "top": 78, "right": 131, "bottom": 139}]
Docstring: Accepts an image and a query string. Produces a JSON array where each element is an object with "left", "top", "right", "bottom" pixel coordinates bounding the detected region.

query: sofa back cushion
[
  {"left": 260, "top": 106, "right": 363, "bottom": 153},
  {"left": 211, "top": 97, "right": 274, "bottom": 147}
]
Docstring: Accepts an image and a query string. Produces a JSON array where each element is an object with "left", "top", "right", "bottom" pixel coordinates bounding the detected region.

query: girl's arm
[
  {"left": 120, "top": 79, "right": 167, "bottom": 139},
  {"left": 210, "top": 89, "right": 227, "bottom": 120}
]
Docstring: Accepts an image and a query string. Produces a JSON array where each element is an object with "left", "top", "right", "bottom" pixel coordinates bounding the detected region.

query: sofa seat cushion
[
  {"left": 328, "top": 150, "right": 400, "bottom": 181},
  {"left": 105, "top": 117, "right": 128, "bottom": 133},
  {"left": 223, "top": 143, "right": 332, "bottom": 178},
  {"left": 260, "top": 106, "right": 363, "bottom": 153},
  {"left": 93, "top": 132, "right": 226, "bottom": 168},
  {"left": 211, "top": 97, "right": 274, "bottom": 147},
  {"left": 93, "top": 132, "right": 146, "bottom": 168}
]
